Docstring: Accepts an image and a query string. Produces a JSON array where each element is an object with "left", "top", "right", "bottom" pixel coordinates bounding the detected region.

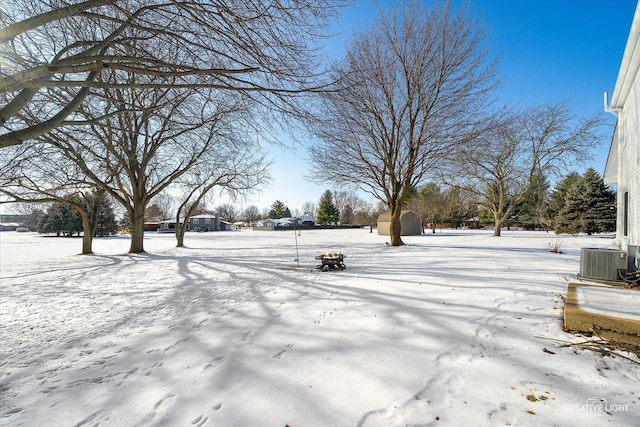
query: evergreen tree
[
  {"left": 555, "top": 168, "right": 616, "bottom": 235},
  {"left": 316, "top": 190, "right": 339, "bottom": 225},
  {"left": 340, "top": 204, "right": 354, "bottom": 225},
  {"left": 38, "top": 198, "right": 82, "bottom": 236},
  {"left": 549, "top": 172, "right": 580, "bottom": 219},
  {"left": 91, "top": 190, "right": 118, "bottom": 236},
  {"left": 268, "top": 200, "right": 290, "bottom": 219},
  {"left": 120, "top": 212, "right": 131, "bottom": 231},
  {"left": 37, "top": 206, "right": 62, "bottom": 235},
  {"left": 37, "top": 190, "right": 117, "bottom": 238},
  {"left": 477, "top": 207, "right": 494, "bottom": 227},
  {"left": 517, "top": 174, "right": 552, "bottom": 230}
]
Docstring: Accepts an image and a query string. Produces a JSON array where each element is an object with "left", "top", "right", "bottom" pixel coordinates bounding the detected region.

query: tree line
[
  {"left": 142, "top": 189, "right": 383, "bottom": 228},
  {"left": 37, "top": 190, "right": 117, "bottom": 237},
  {"left": 16, "top": 166, "right": 614, "bottom": 241},
  {"left": 405, "top": 168, "right": 615, "bottom": 235},
  {"left": 306, "top": 1, "right": 606, "bottom": 244},
  {"left": 1, "top": 1, "right": 612, "bottom": 252}
]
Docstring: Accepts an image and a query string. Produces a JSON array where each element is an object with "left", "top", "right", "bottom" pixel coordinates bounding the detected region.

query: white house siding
[
  {"left": 605, "top": 2, "right": 640, "bottom": 267},
  {"left": 621, "top": 76, "right": 639, "bottom": 253}
]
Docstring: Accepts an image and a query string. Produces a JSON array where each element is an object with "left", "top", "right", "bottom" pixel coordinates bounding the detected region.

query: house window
[
  {"left": 623, "top": 191, "right": 629, "bottom": 237},
  {"left": 193, "top": 218, "right": 199, "bottom": 224},
  {"left": 205, "top": 218, "right": 211, "bottom": 224}
]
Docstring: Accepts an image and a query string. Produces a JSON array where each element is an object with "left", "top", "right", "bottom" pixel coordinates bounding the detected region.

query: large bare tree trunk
[
  {"left": 176, "top": 219, "right": 188, "bottom": 248},
  {"left": 80, "top": 212, "right": 94, "bottom": 255},
  {"left": 129, "top": 204, "right": 146, "bottom": 253},
  {"left": 493, "top": 215, "right": 502, "bottom": 237},
  {"left": 389, "top": 207, "right": 404, "bottom": 246}
]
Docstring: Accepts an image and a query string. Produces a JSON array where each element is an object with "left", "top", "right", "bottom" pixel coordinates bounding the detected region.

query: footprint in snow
[
  {"left": 2, "top": 407, "right": 26, "bottom": 417},
  {"left": 144, "top": 362, "right": 164, "bottom": 376},
  {"left": 163, "top": 338, "right": 190, "bottom": 353},
  {"left": 153, "top": 393, "right": 176, "bottom": 412},
  {"left": 191, "top": 414, "right": 209, "bottom": 426},
  {"left": 203, "top": 355, "right": 226, "bottom": 370},
  {"left": 273, "top": 344, "right": 294, "bottom": 359}
]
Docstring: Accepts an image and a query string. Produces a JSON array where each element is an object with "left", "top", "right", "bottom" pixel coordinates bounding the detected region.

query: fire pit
[{"left": 315, "top": 253, "right": 346, "bottom": 271}]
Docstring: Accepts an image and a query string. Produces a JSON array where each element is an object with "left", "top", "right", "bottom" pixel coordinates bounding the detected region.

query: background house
[
  {"left": 189, "top": 214, "right": 220, "bottom": 232},
  {"left": 604, "top": 2, "right": 639, "bottom": 270},
  {"left": 300, "top": 213, "right": 315, "bottom": 226},
  {"left": 260, "top": 218, "right": 296, "bottom": 228},
  {"left": 157, "top": 214, "right": 222, "bottom": 232},
  {"left": 158, "top": 219, "right": 183, "bottom": 232},
  {"left": 0, "top": 214, "right": 27, "bottom": 231},
  {"left": 144, "top": 222, "right": 161, "bottom": 232},
  {"left": 256, "top": 217, "right": 308, "bottom": 230},
  {"left": 219, "top": 220, "right": 233, "bottom": 231},
  {"left": 377, "top": 210, "right": 422, "bottom": 236}
]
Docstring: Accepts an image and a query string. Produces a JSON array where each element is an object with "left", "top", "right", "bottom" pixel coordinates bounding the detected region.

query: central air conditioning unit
[{"left": 579, "top": 248, "right": 628, "bottom": 282}]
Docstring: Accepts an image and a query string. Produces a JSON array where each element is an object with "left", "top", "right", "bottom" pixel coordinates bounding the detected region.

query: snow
[
  {"left": 1, "top": 229, "right": 639, "bottom": 426},
  {"left": 576, "top": 286, "right": 640, "bottom": 321}
]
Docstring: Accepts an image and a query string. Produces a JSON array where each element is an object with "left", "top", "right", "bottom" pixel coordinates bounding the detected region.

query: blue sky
[
  {"left": 242, "top": 0, "right": 637, "bottom": 214},
  {"left": 2, "top": 1, "right": 635, "bottom": 215}
]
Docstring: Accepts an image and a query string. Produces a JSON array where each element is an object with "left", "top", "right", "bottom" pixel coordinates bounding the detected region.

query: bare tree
[
  {"left": 446, "top": 102, "right": 604, "bottom": 236},
  {"left": 332, "top": 191, "right": 350, "bottom": 217},
  {"left": 0, "top": 140, "right": 107, "bottom": 253},
  {"left": 242, "top": 205, "right": 261, "bottom": 225},
  {"left": 213, "top": 204, "right": 239, "bottom": 222},
  {"left": 301, "top": 201, "right": 318, "bottom": 219},
  {"left": 352, "top": 201, "right": 386, "bottom": 233},
  {"left": 332, "top": 190, "right": 366, "bottom": 224},
  {"left": 406, "top": 183, "right": 446, "bottom": 233},
  {"left": 1, "top": 0, "right": 346, "bottom": 148},
  {"left": 308, "top": 1, "right": 497, "bottom": 245},
  {"left": 173, "top": 147, "right": 269, "bottom": 247},
  {"left": 145, "top": 204, "right": 164, "bottom": 222},
  {"left": 261, "top": 206, "right": 271, "bottom": 220},
  {"left": 151, "top": 193, "right": 175, "bottom": 220},
  {"left": 406, "top": 184, "right": 474, "bottom": 232},
  {"left": 43, "top": 80, "right": 255, "bottom": 253},
  {"left": 331, "top": 190, "right": 369, "bottom": 224}
]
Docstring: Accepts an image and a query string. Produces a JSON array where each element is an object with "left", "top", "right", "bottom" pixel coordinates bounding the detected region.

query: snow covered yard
[{"left": 1, "top": 229, "right": 638, "bottom": 426}]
